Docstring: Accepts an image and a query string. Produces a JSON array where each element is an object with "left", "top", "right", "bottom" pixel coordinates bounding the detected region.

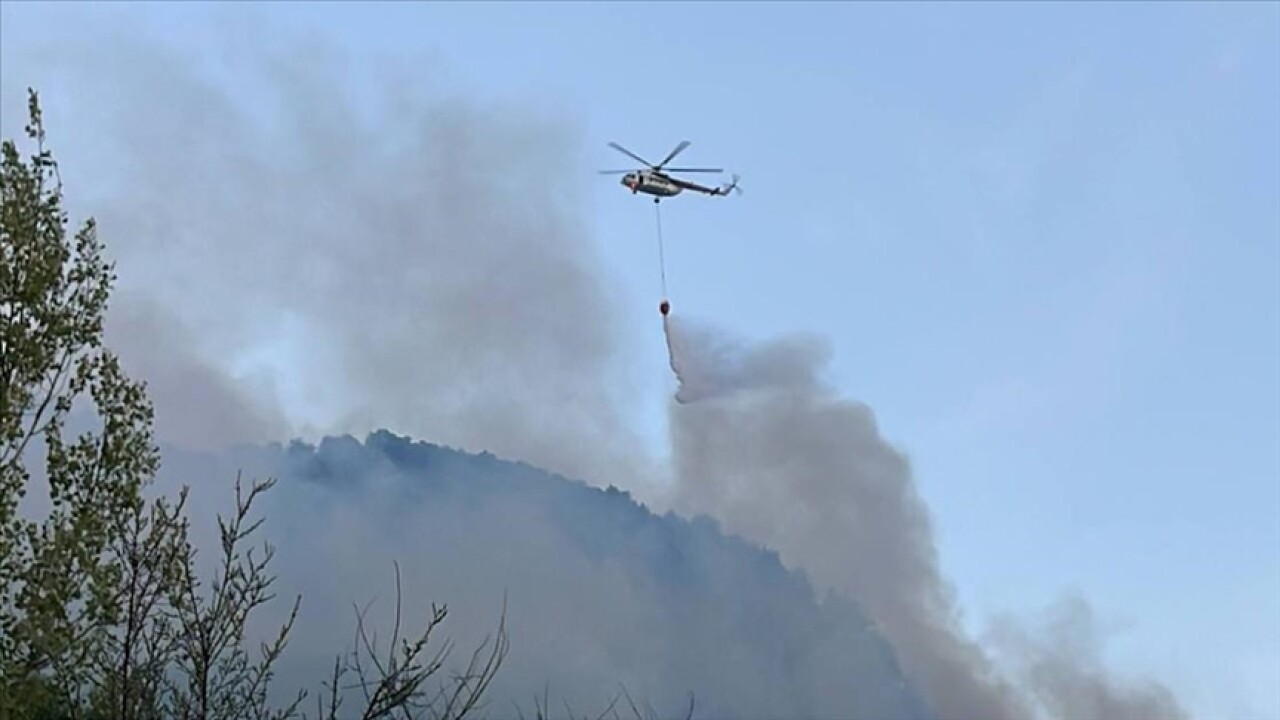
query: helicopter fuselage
[{"left": 622, "top": 170, "right": 682, "bottom": 197}]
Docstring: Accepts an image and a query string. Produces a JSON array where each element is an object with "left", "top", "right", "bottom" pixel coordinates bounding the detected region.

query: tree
[
  {"left": 1, "top": 84, "right": 170, "bottom": 718},
  {"left": 0, "top": 89, "right": 509, "bottom": 720}
]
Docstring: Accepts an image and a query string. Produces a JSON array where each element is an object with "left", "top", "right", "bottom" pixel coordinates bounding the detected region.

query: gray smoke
[
  {"left": 101, "top": 296, "right": 292, "bottom": 451},
  {"left": 0, "top": 9, "right": 655, "bottom": 493},
  {"left": 985, "top": 594, "right": 1192, "bottom": 720},
  {"left": 662, "top": 310, "right": 1191, "bottom": 720}
]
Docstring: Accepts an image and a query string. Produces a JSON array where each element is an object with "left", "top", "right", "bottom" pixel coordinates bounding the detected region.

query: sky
[{"left": 2, "top": 2, "right": 1278, "bottom": 718}]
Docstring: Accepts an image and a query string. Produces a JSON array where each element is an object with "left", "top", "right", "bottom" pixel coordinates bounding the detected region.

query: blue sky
[{"left": 3, "top": 2, "right": 1278, "bottom": 717}]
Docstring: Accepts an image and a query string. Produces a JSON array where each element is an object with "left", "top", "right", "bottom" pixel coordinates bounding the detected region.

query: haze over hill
[
  {"left": 158, "top": 430, "right": 935, "bottom": 718},
  {"left": 0, "top": 7, "right": 1205, "bottom": 719}
]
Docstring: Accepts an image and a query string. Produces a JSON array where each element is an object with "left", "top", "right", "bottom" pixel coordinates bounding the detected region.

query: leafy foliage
[{"left": 1, "top": 85, "right": 162, "bottom": 718}]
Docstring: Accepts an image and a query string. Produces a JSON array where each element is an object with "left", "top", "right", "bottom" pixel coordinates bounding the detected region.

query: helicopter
[{"left": 599, "top": 140, "right": 740, "bottom": 203}]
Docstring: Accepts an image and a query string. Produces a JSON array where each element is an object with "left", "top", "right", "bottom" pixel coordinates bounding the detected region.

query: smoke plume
[
  {"left": 0, "top": 9, "right": 654, "bottom": 493},
  {"left": 985, "top": 594, "right": 1192, "bottom": 720},
  {"left": 663, "top": 309, "right": 1191, "bottom": 720}
]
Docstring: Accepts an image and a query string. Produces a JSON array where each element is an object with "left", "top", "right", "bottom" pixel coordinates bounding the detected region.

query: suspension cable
[{"left": 655, "top": 200, "right": 668, "bottom": 299}]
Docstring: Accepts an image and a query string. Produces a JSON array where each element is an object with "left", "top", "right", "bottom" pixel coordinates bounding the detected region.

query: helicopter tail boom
[{"left": 714, "top": 174, "right": 741, "bottom": 196}]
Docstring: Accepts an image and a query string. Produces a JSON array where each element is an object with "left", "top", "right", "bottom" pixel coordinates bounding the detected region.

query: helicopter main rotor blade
[
  {"left": 655, "top": 140, "right": 691, "bottom": 169},
  {"left": 597, "top": 170, "right": 635, "bottom": 174},
  {"left": 664, "top": 167, "right": 722, "bottom": 173},
  {"left": 607, "top": 142, "right": 654, "bottom": 168}
]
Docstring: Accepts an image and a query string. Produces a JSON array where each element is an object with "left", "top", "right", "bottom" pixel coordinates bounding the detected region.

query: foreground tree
[
  {"left": 0, "top": 89, "right": 508, "bottom": 720},
  {"left": 1, "top": 84, "right": 171, "bottom": 717}
]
